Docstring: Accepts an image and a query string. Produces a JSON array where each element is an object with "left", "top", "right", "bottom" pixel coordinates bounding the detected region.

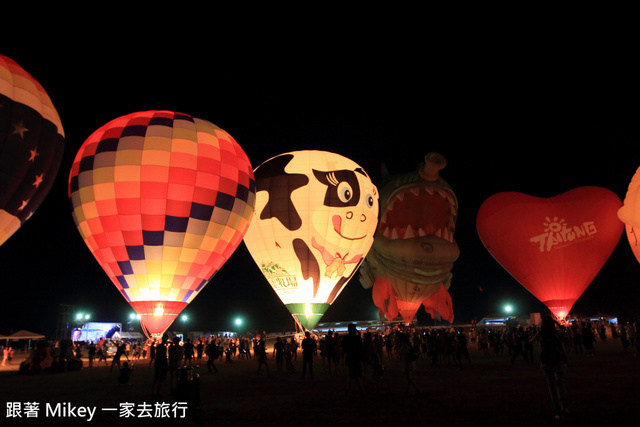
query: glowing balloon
[
  {"left": 359, "top": 153, "right": 459, "bottom": 324},
  {"left": 68, "top": 111, "right": 255, "bottom": 336},
  {"left": 477, "top": 186, "right": 623, "bottom": 320},
  {"left": 0, "top": 55, "right": 65, "bottom": 246},
  {"left": 422, "top": 284, "right": 453, "bottom": 322},
  {"left": 243, "top": 151, "right": 378, "bottom": 330},
  {"left": 617, "top": 166, "right": 640, "bottom": 263},
  {"left": 371, "top": 278, "right": 399, "bottom": 322}
]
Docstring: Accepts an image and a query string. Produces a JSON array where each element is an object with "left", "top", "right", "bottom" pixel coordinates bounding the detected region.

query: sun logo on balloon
[{"left": 543, "top": 216, "right": 565, "bottom": 233}]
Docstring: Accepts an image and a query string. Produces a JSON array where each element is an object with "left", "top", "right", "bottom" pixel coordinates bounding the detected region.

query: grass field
[{"left": 1, "top": 337, "right": 638, "bottom": 426}]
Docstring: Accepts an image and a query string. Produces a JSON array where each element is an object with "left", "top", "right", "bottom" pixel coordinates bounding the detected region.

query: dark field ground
[{"left": 1, "top": 337, "right": 638, "bottom": 426}]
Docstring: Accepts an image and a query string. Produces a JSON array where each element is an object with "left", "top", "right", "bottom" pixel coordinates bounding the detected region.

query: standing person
[
  {"left": 570, "top": 321, "right": 583, "bottom": 354},
  {"left": 205, "top": 338, "right": 219, "bottom": 373},
  {"left": 370, "top": 352, "right": 384, "bottom": 394},
  {"left": 530, "top": 316, "right": 569, "bottom": 421},
  {"left": 582, "top": 322, "right": 596, "bottom": 356},
  {"left": 118, "top": 361, "right": 134, "bottom": 385},
  {"left": 285, "top": 338, "right": 295, "bottom": 374},
  {"left": 398, "top": 333, "right": 420, "bottom": 394},
  {"left": 510, "top": 327, "right": 531, "bottom": 363},
  {"left": 152, "top": 335, "right": 169, "bottom": 397},
  {"left": 454, "top": 327, "right": 473, "bottom": 370},
  {"left": 196, "top": 339, "right": 204, "bottom": 364},
  {"left": 273, "top": 337, "right": 285, "bottom": 372},
  {"left": 148, "top": 341, "right": 156, "bottom": 367},
  {"left": 341, "top": 324, "right": 366, "bottom": 397},
  {"left": 183, "top": 338, "right": 194, "bottom": 366},
  {"left": 324, "top": 330, "right": 339, "bottom": 376},
  {"left": 300, "top": 331, "right": 316, "bottom": 380},
  {"left": 97, "top": 343, "right": 108, "bottom": 366},
  {"left": 110, "top": 342, "right": 129, "bottom": 372},
  {"left": 255, "top": 335, "right": 270, "bottom": 377},
  {"left": 88, "top": 342, "right": 96, "bottom": 368},
  {"left": 168, "top": 336, "right": 184, "bottom": 394}
]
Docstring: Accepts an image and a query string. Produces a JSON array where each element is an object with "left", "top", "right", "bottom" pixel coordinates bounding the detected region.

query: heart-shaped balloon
[{"left": 476, "top": 186, "right": 623, "bottom": 320}]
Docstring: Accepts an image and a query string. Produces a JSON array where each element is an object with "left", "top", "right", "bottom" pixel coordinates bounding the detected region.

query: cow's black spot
[
  {"left": 255, "top": 154, "right": 309, "bottom": 231},
  {"left": 293, "top": 238, "right": 321, "bottom": 298}
]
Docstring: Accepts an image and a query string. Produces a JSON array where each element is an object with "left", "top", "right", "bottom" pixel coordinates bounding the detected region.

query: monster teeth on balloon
[{"left": 359, "top": 152, "right": 460, "bottom": 324}]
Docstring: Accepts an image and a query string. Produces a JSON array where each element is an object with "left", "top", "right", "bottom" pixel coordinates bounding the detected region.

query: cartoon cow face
[
  {"left": 310, "top": 168, "right": 378, "bottom": 251},
  {"left": 244, "top": 151, "right": 379, "bottom": 307}
]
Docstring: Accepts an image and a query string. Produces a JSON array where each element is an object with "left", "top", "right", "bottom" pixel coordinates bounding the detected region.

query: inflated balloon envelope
[
  {"left": 243, "top": 151, "right": 379, "bottom": 331},
  {"left": 68, "top": 111, "right": 256, "bottom": 337},
  {"left": 617, "top": 166, "right": 640, "bottom": 263},
  {"left": 0, "top": 55, "right": 65, "bottom": 246},
  {"left": 476, "top": 186, "right": 623, "bottom": 320}
]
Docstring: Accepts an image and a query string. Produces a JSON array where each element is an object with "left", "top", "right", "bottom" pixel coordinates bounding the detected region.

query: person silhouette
[
  {"left": 301, "top": 331, "right": 316, "bottom": 379},
  {"left": 119, "top": 361, "right": 134, "bottom": 385},
  {"left": 341, "top": 324, "right": 367, "bottom": 397},
  {"left": 531, "top": 316, "right": 569, "bottom": 420},
  {"left": 152, "top": 335, "right": 169, "bottom": 397}
]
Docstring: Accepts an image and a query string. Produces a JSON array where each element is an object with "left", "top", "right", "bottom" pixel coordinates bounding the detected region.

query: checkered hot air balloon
[
  {"left": 68, "top": 111, "right": 255, "bottom": 337},
  {"left": 0, "top": 55, "right": 65, "bottom": 246}
]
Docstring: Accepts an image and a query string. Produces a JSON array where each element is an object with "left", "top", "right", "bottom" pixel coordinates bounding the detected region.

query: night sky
[{"left": 2, "top": 32, "right": 640, "bottom": 338}]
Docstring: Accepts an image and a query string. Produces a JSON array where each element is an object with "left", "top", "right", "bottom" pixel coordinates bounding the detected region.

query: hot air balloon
[
  {"left": 617, "top": 166, "right": 640, "bottom": 263},
  {"left": 68, "top": 111, "right": 255, "bottom": 337},
  {"left": 242, "top": 151, "right": 378, "bottom": 331},
  {"left": 0, "top": 54, "right": 65, "bottom": 246},
  {"left": 476, "top": 186, "right": 623, "bottom": 320},
  {"left": 359, "top": 153, "right": 459, "bottom": 324}
]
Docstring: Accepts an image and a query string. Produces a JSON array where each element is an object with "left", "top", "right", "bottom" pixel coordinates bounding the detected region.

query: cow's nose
[{"left": 360, "top": 214, "right": 366, "bottom": 222}]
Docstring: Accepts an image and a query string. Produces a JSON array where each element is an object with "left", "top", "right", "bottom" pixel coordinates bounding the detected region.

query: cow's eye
[
  {"left": 338, "top": 182, "right": 353, "bottom": 203},
  {"left": 366, "top": 194, "right": 374, "bottom": 208}
]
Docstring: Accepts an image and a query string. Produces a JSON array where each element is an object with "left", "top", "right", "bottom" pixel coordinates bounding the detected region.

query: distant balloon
[
  {"left": 68, "top": 111, "right": 255, "bottom": 336},
  {"left": 243, "top": 151, "right": 378, "bottom": 330},
  {"left": 359, "top": 153, "right": 459, "bottom": 324},
  {"left": 0, "top": 55, "right": 65, "bottom": 246},
  {"left": 617, "top": 166, "right": 640, "bottom": 263},
  {"left": 477, "top": 187, "right": 623, "bottom": 320}
]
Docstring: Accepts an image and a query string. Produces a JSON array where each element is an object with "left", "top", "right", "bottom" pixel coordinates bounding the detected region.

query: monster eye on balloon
[
  {"left": 0, "top": 55, "right": 65, "bottom": 247},
  {"left": 243, "top": 151, "right": 379, "bottom": 331},
  {"left": 68, "top": 111, "right": 255, "bottom": 337}
]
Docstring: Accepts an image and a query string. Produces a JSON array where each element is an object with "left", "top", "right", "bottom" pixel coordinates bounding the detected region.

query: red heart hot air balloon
[
  {"left": 476, "top": 186, "right": 623, "bottom": 320},
  {"left": 0, "top": 55, "right": 65, "bottom": 246},
  {"left": 68, "top": 111, "right": 255, "bottom": 337}
]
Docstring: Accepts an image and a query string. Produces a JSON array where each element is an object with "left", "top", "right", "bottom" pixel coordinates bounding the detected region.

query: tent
[
  {"left": 7, "top": 330, "right": 45, "bottom": 340},
  {"left": 2, "top": 330, "right": 45, "bottom": 348}
]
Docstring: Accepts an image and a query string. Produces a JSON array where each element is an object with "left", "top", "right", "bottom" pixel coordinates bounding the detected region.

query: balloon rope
[
  {"left": 140, "top": 319, "right": 152, "bottom": 339},
  {"left": 293, "top": 316, "right": 307, "bottom": 333}
]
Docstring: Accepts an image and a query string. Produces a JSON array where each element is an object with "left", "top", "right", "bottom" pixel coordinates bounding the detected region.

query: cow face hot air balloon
[
  {"left": 242, "top": 151, "right": 378, "bottom": 330},
  {"left": 476, "top": 186, "right": 623, "bottom": 320},
  {"left": 68, "top": 111, "right": 255, "bottom": 337},
  {"left": 0, "top": 55, "right": 65, "bottom": 246}
]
